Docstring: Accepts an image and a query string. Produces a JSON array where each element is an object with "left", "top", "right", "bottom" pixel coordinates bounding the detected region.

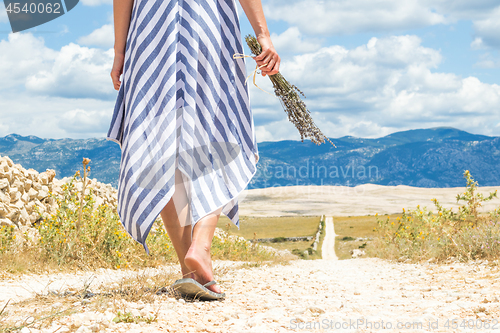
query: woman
[{"left": 108, "top": 0, "right": 280, "bottom": 299}]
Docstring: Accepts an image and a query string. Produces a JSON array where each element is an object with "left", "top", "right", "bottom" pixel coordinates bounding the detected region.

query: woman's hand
[
  {"left": 253, "top": 34, "right": 280, "bottom": 77},
  {"left": 111, "top": 52, "right": 125, "bottom": 91}
]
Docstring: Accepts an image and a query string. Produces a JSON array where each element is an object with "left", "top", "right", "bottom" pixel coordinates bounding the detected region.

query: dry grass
[
  {"left": 0, "top": 258, "right": 292, "bottom": 332},
  {"left": 333, "top": 214, "right": 394, "bottom": 260},
  {"left": 0, "top": 160, "right": 283, "bottom": 277},
  {"left": 368, "top": 171, "right": 500, "bottom": 264},
  {"left": 0, "top": 269, "right": 173, "bottom": 332},
  {"left": 216, "top": 215, "right": 322, "bottom": 259},
  {"left": 216, "top": 215, "right": 320, "bottom": 240}
]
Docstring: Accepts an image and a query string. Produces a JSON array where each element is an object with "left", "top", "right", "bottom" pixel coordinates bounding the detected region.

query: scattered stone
[{"left": 350, "top": 248, "right": 366, "bottom": 258}]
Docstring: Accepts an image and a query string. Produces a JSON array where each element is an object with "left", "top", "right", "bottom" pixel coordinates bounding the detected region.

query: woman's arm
[
  {"left": 238, "top": 0, "right": 280, "bottom": 76},
  {"left": 113, "top": 0, "right": 134, "bottom": 55},
  {"left": 110, "top": 0, "right": 134, "bottom": 90}
]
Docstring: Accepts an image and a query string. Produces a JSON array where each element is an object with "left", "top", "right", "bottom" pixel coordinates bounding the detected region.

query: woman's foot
[{"left": 184, "top": 240, "right": 222, "bottom": 294}]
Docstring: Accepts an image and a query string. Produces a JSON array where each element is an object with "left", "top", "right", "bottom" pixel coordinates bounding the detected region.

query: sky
[{"left": 0, "top": 0, "right": 500, "bottom": 142}]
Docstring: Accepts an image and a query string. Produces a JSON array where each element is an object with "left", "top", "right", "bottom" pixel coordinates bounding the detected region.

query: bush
[
  {"left": 0, "top": 225, "right": 15, "bottom": 254},
  {"left": 372, "top": 170, "right": 500, "bottom": 262},
  {"left": 271, "top": 236, "right": 287, "bottom": 243},
  {"left": 0, "top": 158, "right": 279, "bottom": 273}
]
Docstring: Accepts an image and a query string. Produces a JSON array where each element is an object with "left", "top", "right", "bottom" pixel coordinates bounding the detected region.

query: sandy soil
[
  {"left": 238, "top": 184, "right": 500, "bottom": 217},
  {"left": 2, "top": 185, "right": 500, "bottom": 332}
]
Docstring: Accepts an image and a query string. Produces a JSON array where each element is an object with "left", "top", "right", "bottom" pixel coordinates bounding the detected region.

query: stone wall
[{"left": 0, "top": 154, "right": 117, "bottom": 229}]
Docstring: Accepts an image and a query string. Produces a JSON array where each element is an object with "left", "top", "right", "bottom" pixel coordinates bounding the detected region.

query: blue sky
[{"left": 1, "top": 0, "right": 499, "bottom": 142}]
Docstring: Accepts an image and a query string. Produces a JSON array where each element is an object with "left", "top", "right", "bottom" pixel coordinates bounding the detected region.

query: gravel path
[
  {"left": 3, "top": 257, "right": 500, "bottom": 332},
  {"left": 321, "top": 217, "right": 337, "bottom": 260}
]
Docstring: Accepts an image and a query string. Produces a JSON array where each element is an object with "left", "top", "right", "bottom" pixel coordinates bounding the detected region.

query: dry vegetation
[
  {"left": 216, "top": 215, "right": 323, "bottom": 259},
  {"left": 0, "top": 159, "right": 283, "bottom": 277},
  {"left": 368, "top": 170, "right": 500, "bottom": 263}
]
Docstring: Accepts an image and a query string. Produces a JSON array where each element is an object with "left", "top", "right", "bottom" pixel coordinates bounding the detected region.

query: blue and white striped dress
[{"left": 106, "top": 0, "right": 259, "bottom": 253}]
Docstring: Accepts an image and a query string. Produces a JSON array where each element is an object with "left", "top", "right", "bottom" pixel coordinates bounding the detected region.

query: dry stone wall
[
  {"left": 0, "top": 154, "right": 117, "bottom": 229},
  {"left": 0, "top": 154, "right": 294, "bottom": 258}
]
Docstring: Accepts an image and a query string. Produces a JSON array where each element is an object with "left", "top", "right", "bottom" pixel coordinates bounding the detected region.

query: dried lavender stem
[{"left": 244, "top": 34, "right": 336, "bottom": 147}]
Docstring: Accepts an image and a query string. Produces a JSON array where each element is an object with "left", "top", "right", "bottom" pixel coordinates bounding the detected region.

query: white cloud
[
  {"left": 271, "top": 27, "right": 323, "bottom": 53},
  {"left": 78, "top": 24, "right": 114, "bottom": 48},
  {"left": 424, "top": 0, "right": 499, "bottom": 20},
  {"left": 474, "top": 53, "right": 500, "bottom": 68},
  {"left": 0, "top": 90, "right": 115, "bottom": 139},
  {"left": 25, "top": 42, "right": 115, "bottom": 99},
  {"left": 471, "top": 7, "right": 500, "bottom": 49},
  {"left": 0, "top": 32, "right": 115, "bottom": 99},
  {"left": 0, "top": 32, "right": 118, "bottom": 139},
  {"left": 0, "top": 33, "right": 58, "bottom": 90},
  {"left": 263, "top": 0, "right": 448, "bottom": 35},
  {"left": 471, "top": 37, "right": 486, "bottom": 50},
  {"left": 252, "top": 35, "right": 500, "bottom": 141},
  {"left": 58, "top": 108, "right": 113, "bottom": 134},
  {"left": 263, "top": 0, "right": 500, "bottom": 52}
]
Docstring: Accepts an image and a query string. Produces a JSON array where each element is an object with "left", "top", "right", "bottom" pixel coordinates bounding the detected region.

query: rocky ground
[
  {"left": 2, "top": 219, "right": 500, "bottom": 333},
  {"left": 2, "top": 257, "right": 500, "bottom": 333}
]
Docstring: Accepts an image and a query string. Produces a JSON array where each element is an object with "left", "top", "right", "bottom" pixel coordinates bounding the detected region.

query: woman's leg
[
  {"left": 160, "top": 169, "right": 194, "bottom": 279},
  {"left": 160, "top": 168, "right": 223, "bottom": 293},
  {"left": 184, "top": 206, "right": 223, "bottom": 294}
]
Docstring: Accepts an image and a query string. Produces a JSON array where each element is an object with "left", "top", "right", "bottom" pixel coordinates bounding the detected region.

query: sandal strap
[{"left": 203, "top": 280, "right": 216, "bottom": 287}]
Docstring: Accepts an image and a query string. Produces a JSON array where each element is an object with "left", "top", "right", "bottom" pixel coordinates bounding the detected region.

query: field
[{"left": 216, "top": 215, "right": 324, "bottom": 259}]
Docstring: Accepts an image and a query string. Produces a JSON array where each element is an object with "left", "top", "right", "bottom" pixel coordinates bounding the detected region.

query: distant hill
[{"left": 0, "top": 127, "right": 498, "bottom": 189}]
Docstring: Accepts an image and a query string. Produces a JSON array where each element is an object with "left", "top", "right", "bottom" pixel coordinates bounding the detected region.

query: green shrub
[
  {"left": 0, "top": 225, "right": 15, "bottom": 254},
  {"left": 373, "top": 170, "right": 500, "bottom": 262},
  {"left": 0, "top": 158, "right": 279, "bottom": 273},
  {"left": 271, "top": 236, "right": 287, "bottom": 243}
]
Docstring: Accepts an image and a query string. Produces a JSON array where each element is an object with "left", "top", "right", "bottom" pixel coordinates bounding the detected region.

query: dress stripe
[{"left": 107, "top": 0, "right": 259, "bottom": 252}]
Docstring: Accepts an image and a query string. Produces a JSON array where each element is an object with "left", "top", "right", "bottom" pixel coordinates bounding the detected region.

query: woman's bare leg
[
  {"left": 160, "top": 169, "right": 195, "bottom": 279},
  {"left": 160, "top": 169, "right": 223, "bottom": 293},
  {"left": 160, "top": 196, "right": 195, "bottom": 279},
  {"left": 184, "top": 206, "right": 223, "bottom": 294}
]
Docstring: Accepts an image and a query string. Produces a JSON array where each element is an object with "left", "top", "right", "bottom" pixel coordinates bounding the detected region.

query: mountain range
[{"left": 0, "top": 127, "right": 498, "bottom": 189}]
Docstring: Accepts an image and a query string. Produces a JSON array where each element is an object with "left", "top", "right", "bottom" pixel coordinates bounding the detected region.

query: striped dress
[{"left": 106, "top": 0, "right": 259, "bottom": 253}]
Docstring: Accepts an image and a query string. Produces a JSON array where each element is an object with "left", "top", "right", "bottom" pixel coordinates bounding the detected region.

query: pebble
[{"left": 2, "top": 257, "right": 500, "bottom": 332}]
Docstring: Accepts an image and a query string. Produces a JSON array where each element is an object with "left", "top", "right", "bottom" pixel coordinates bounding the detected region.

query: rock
[
  {"left": 308, "top": 306, "right": 325, "bottom": 314},
  {"left": 12, "top": 178, "right": 24, "bottom": 192},
  {"left": 0, "top": 169, "right": 13, "bottom": 183},
  {"left": 89, "top": 323, "right": 100, "bottom": 332},
  {"left": 33, "top": 182, "right": 42, "bottom": 191},
  {"left": 9, "top": 187, "right": 21, "bottom": 202},
  {"left": 27, "top": 169, "right": 38, "bottom": 182},
  {"left": 351, "top": 249, "right": 366, "bottom": 258},
  {"left": 6, "top": 209, "right": 20, "bottom": 223},
  {"left": 76, "top": 326, "right": 91, "bottom": 333},
  {"left": 0, "top": 218, "right": 14, "bottom": 227},
  {"left": 29, "top": 212, "right": 39, "bottom": 224},
  {"left": 0, "top": 203, "right": 7, "bottom": 218},
  {"left": 28, "top": 188, "right": 38, "bottom": 200},
  {"left": 23, "top": 179, "right": 32, "bottom": 192},
  {"left": 19, "top": 207, "right": 29, "bottom": 224},
  {"left": 40, "top": 173, "right": 49, "bottom": 185},
  {"left": 3, "top": 157, "right": 13, "bottom": 167},
  {"left": 37, "top": 187, "right": 49, "bottom": 200},
  {"left": 0, "top": 192, "right": 9, "bottom": 204},
  {"left": 12, "top": 200, "right": 24, "bottom": 209},
  {"left": 0, "top": 155, "right": 120, "bottom": 245}
]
